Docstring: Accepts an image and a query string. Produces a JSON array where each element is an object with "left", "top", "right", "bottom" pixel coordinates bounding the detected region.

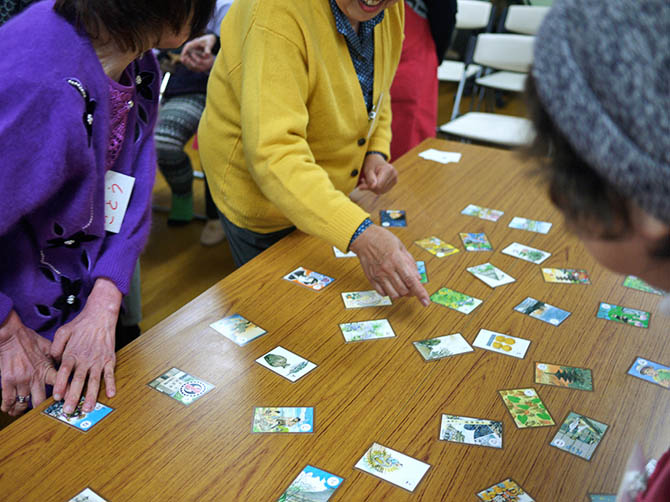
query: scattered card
[
  {"left": 467, "top": 263, "right": 515, "bottom": 288},
  {"left": 597, "top": 302, "right": 650, "bottom": 328},
  {"left": 550, "top": 411, "right": 608, "bottom": 461},
  {"left": 418, "top": 148, "right": 462, "bottom": 164},
  {"left": 380, "top": 210, "right": 406, "bottom": 227},
  {"left": 251, "top": 406, "right": 314, "bottom": 433},
  {"left": 627, "top": 357, "right": 670, "bottom": 389},
  {"left": 148, "top": 368, "right": 215, "bottom": 405},
  {"left": 439, "top": 415, "right": 502, "bottom": 449},
  {"left": 355, "top": 442, "right": 430, "bottom": 492},
  {"left": 333, "top": 246, "right": 356, "bottom": 258},
  {"left": 477, "top": 479, "right": 535, "bottom": 501},
  {"left": 473, "top": 329, "right": 530, "bottom": 359},
  {"left": 430, "top": 287, "right": 482, "bottom": 314},
  {"left": 43, "top": 399, "right": 113, "bottom": 432},
  {"left": 542, "top": 268, "right": 591, "bottom": 285},
  {"left": 499, "top": 388, "right": 554, "bottom": 428},
  {"left": 210, "top": 313, "right": 267, "bottom": 346},
  {"left": 501, "top": 242, "right": 551, "bottom": 264},
  {"left": 622, "top": 275, "right": 664, "bottom": 295},
  {"left": 588, "top": 495, "right": 616, "bottom": 502},
  {"left": 278, "top": 465, "right": 344, "bottom": 501},
  {"left": 413, "top": 333, "right": 473, "bottom": 361},
  {"left": 460, "top": 232, "right": 493, "bottom": 251},
  {"left": 339, "top": 319, "right": 395, "bottom": 342},
  {"left": 461, "top": 204, "right": 504, "bottom": 222},
  {"left": 284, "top": 266, "right": 334, "bottom": 291},
  {"left": 514, "top": 297, "right": 571, "bottom": 326},
  {"left": 508, "top": 216, "right": 552, "bottom": 234},
  {"left": 69, "top": 488, "right": 108, "bottom": 502},
  {"left": 414, "top": 236, "right": 460, "bottom": 258},
  {"left": 341, "top": 290, "right": 392, "bottom": 309},
  {"left": 417, "top": 261, "right": 428, "bottom": 284},
  {"left": 535, "top": 363, "right": 593, "bottom": 391},
  {"left": 256, "top": 346, "right": 317, "bottom": 382}
]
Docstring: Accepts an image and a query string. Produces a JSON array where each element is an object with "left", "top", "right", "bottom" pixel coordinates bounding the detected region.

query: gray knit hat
[{"left": 532, "top": 0, "right": 670, "bottom": 223}]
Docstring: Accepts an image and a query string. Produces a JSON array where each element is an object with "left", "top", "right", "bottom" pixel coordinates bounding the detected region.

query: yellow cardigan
[{"left": 198, "top": 0, "right": 404, "bottom": 252}]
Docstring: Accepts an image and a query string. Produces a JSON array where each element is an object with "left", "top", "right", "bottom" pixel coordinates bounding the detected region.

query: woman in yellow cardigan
[{"left": 199, "top": 0, "right": 429, "bottom": 305}]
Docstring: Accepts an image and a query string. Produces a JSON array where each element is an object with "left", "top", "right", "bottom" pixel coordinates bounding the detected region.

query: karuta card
[
  {"left": 508, "top": 216, "right": 552, "bottom": 234},
  {"left": 148, "top": 368, "right": 215, "bottom": 405},
  {"left": 514, "top": 297, "right": 571, "bottom": 326},
  {"left": 380, "top": 210, "right": 406, "bottom": 227},
  {"left": 69, "top": 488, "right": 108, "bottom": 502},
  {"left": 467, "top": 263, "right": 515, "bottom": 288},
  {"left": 430, "top": 287, "right": 482, "bottom": 314},
  {"left": 477, "top": 478, "right": 534, "bottom": 501},
  {"left": 413, "top": 333, "right": 473, "bottom": 361},
  {"left": 541, "top": 268, "right": 591, "bottom": 285},
  {"left": 416, "top": 261, "right": 428, "bottom": 283},
  {"left": 414, "top": 236, "right": 460, "bottom": 258},
  {"left": 472, "top": 329, "right": 530, "bottom": 359},
  {"left": 597, "top": 302, "right": 650, "bottom": 328},
  {"left": 461, "top": 204, "right": 504, "bottom": 222},
  {"left": 355, "top": 442, "right": 430, "bottom": 492},
  {"left": 209, "top": 313, "right": 267, "bottom": 346},
  {"left": 278, "top": 465, "right": 344, "bottom": 501},
  {"left": 283, "top": 266, "right": 334, "bottom": 291},
  {"left": 256, "top": 346, "right": 317, "bottom": 382},
  {"left": 588, "top": 495, "right": 616, "bottom": 502},
  {"left": 333, "top": 246, "right": 356, "bottom": 258},
  {"left": 499, "top": 388, "right": 554, "bottom": 428},
  {"left": 43, "top": 399, "right": 113, "bottom": 432},
  {"left": 627, "top": 357, "right": 670, "bottom": 389},
  {"left": 550, "top": 411, "right": 608, "bottom": 461},
  {"left": 339, "top": 319, "right": 395, "bottom": 342},
  {"left": 501, "top": 242, "right": 551, "bottom": 264},
  {"left": 460, "top": 232, "right": 493, "bottom": 251},
  {"left": 418, "top": 148, "right": 462, "bottom": 164},
  {"left": 341, "top": 290, "right": 392, "bottom": 309},
  {"left": 439, "top": 415, "right": 502, "bottom": 449},
  {"left": 251, "top": 407, "right": 314, "bottom": 433},
  {"left": 622, "top": 275, "right": 664, "bottom": 295},
  {"left": 535, "top": 362, "right": 593, "bottom": 391}
]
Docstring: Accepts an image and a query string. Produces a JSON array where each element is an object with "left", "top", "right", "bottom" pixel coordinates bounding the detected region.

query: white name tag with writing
[{"left": 104, "top": 170, "right": 135, "bottom": 233}]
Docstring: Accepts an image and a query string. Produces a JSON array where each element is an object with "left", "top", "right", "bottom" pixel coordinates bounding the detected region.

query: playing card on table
[
  {"left": 416, "top": 260, "right": 428, "bottom": 283},
  {"left": 277, "top": 465, "right": 344, "bottom": 501},
  {"left": 210, "top": 313, "right": 267, "bottom": 346},
  {"left": 355, "top": 442, "right": 430, "bottom": 492},
  {"left": 588, "top": 495, "right": 616, "bottom": 502},
  {"left": 467, "top": 263, "right": 515, "bottom": 288},
  {"left": 380, "top": 210, "right": 406, "bottom": 227},
  {"left": 339, "top": 319, "right": 395, "bottom": 342},
  {"left": 508, "top": 216, "right": 552, "bottom": 234},
  {"left": 256, "top": 346, "right": 317, "bottom": 382},
  {"left": 413, "top": 333, "right": 473, "bottom": 361},
  {"left": 472, "top": 329, "right": 530, "bottom": 359},
  {"left": 333, "top": 246, "right": 356, "bottom": 258},
  {"left": 501, "top": 242, "right": 551, "bottom": 264},
  {"left": 514, "top": 297, "right": 571, "bottom": 326},
  {"left": 69, "top": 488, "right": 108, "bottom": 502},
  {"left": 252, "top": 406, "right": 314, "bottom": 433},
  {"left": 460, "top": 232, "right": 493, "bottom": 251},
  {"left": 418, "top": 148, "right": 462, "bottom": 164},
  {"left": 499, "top": 388, "right": 554, "bottom": 428},
  {"left": 284, "top": 266, "right": 334, "bottom": 291},
  {"left": 43, "top": 399, "right": 113, "bottom": 432},
  {"left": 535, "top": 362, "right": 593, "bottom": 391},
  {"left": 430, "top": 287, "right": 482, "bottom": 314},
  {"left": 622, "top": 275, "right": 664, "bottom": 295},
  {"left": 439, "top": 415, "right": 502, "bottom": 449},
  {"left": 461, "top": 204, "right": 504, "bottom": 222},
  {"left": 148, "top": 368, "right": 215, "bottom": 405},
  {"left": 541, "top": 268, "right": 591, "bottom": 284},
  {"left": 341, "top": 290, "right": 392, "bottom": 309},
  {"left": 627, "top": 357, "right": 670, "bottom": 389},
  {"left": 414, "top": 236, "right": 459, "bottom": 258},
  {"left": 477, "top": 479, "right": 535, "bottom": 501},
  {"left": 550, "top": 411, "right": 608, "bottom": 461},
  {"left": 597, "top": 302, "right": 650, "bottom": 328}
]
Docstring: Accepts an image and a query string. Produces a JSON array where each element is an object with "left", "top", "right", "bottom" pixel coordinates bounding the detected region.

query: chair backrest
[
  {"left": 526, "top": 0, "right": 553, "bottom": 6},
  {"left": 504, "top": 5, "right": 550, "bottom": 35},
  {"left": 456, "top": 0, "right": 493, "bottom": 30},
  {"left": 472, "top": 34, "right": 535, "bottom": 73}
]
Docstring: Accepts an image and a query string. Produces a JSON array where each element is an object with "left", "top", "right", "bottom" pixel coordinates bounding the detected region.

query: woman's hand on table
[
  {"left": 181, "top": 34, "right": 217, "bottom": 73},
  {"left": 357, "top": 153, "right": 398, "bottom": 195}
]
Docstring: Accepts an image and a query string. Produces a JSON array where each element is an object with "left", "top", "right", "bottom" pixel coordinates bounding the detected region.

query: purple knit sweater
[{"left": 0, "top": 2, "right": 159, "bottom": 341}]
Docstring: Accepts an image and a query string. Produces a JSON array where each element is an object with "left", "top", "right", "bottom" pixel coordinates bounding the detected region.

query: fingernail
[
  {"left": 422, "top": 299, "right": 430, "bottom": 307},
  {"left": 53, "top": 394, "right": 61, "bottom": 400},
  {"left": 64, "top": 406, "right": 73, "bottom": 414}
]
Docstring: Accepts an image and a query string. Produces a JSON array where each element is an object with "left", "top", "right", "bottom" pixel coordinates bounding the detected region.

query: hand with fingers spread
[
  {"left": 0, "top": 310, "right": 58, "bottom": 417},
  {"left": 180, "top": 34, "right": 217, "bottom": 73},
  {"left": 357, "top": 153, "right": 398, "bottom": 195},
  {"left": 51, "top": 278, "right": 121, "bottom": 415}
]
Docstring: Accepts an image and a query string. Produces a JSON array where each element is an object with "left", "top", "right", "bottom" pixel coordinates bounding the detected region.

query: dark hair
[{"left": 54, "top": 0, "right": 216, "bottom": 53}]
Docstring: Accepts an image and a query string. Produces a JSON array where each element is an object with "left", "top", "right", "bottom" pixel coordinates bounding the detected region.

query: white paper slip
[
  {"left": 418, "top": 148, "right": 462, "bottom": 164},
  {"left": 333, "top": 246, "right": 356, "bottom": 258},
  {"left": 472, "top": 329, "right": 530, "bottom": 359},
  {"left": 355, "top": 442, "right": 431, "bottom": 492},
  {"left": 104, "top": 170, "right": 135, "bottom": 233}
]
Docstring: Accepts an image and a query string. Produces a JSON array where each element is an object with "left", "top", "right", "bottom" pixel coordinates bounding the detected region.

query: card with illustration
[
  {"left": 541, "top": 268, "right": 591, "bottom": 285},
  {"left": 499, "top": 388, "right": 554, "bottom": 428},
  {"left": 472, "top": 329, "right": 530, "bottom": 359},
  {"left": 477, "top": 478, "right": 535, "bottom": 501},
  {"left": 535, "top": 362, "right": 593, "bottom": 391},
  {"left": 501, "top": 242, "right": 551, "bottom": 264},
  {"left": 460, "top": 232, "right": 493, "bottom": 251},
  {"left": 278, "top": 465, "right": 344, "bottom": 502},
  {"left": 508, "top": 217, "right": 552, "bottom": 234},
  {"left": 283, "top": 267, "right": 334, "bottom": 291},
  {"left": 414, "top": 236, "right": 460, "bottom": 258},
  {"left": 380, "top": 210, "right": 406, "bottom": 227},
  {"left": 430, "top": 287, "right": 482, "bottom": 314},
  {"left": 417, "top": 261, "right": 428, "bottom": 284},
  {"left": 467, "top": 263, "right": 515, "bottom": 288},
  {"left": 550, "top": 412, "right": 608, "bottom": 461},
  {"left": 339, "top": 319, "right": 395, "bottom": 342},
  {"left": 514, "top": 297, "right": 571, "bottom": 326},
  {"left": 252, "top": 406, "right": 314, "bottom": 434},
  {"left": 333, "top": 246, "right": 356, "bottom": 258},
  {"left": 43, "top": 399, "right": 113, "bottom": 432},
  {"left": 597, "top": 302, "right": 650, "bottom": 328},
  {"left": 588, "top": 495, "right": 616, "bottom": 502},
  {"left": 148, "top": 367, "right": 215, "bottom": 405},
  {"left": 413, "top": 333, "right": 473, "bottom": 361},
  {"left": 627, "top": 357, "right": 670, "bottom": 389},
  {"left": 210, "top": 313, "right": 267, "bottom": 346},
  {"left": 622, "top": 275, "right": 664, "bottom": 295},
  {"left": 461, "top": 204, "right": 504, "bottom": 222},
  {"left": 256, "top": 346, "right": 317, "bottom": 382},
  {"left": 439, "top": 415, "right": 503, "bottom": 449},
  {"left": 69, "top": 488, "right": 108, "bottom": 502},
  {"left": 355, "top": 442, "right": 430, "bottom": 492},
  {"left": 341, "top": 290, "right": 392, "bottom": 309}
]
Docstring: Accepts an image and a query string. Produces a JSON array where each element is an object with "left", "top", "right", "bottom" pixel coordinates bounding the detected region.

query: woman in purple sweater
[{"left": 0, "top": 0, "right": 215, "bottom": 418}]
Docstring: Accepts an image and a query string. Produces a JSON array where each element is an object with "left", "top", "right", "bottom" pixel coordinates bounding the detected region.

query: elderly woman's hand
[
  {"left": 181, "top": 34, "right": 217, "bottom": 73},
  {"left": 357, "top": 153, "right": 398, "bottom": 194}
]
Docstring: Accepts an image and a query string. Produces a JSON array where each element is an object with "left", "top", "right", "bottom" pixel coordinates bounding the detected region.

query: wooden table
[{"left": 1, "top": 138, "right": 668, "bottom": 501}]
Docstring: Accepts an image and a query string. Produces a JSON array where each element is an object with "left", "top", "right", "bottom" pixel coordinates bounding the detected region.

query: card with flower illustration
[
  {"left": 534, "top": 362, "right": 593, "bottom": 391},
  {"left": 501, "top": 242, "right": 551, "bottom": 264},
  {"left": 210, "top": 313, "right": 267, "bottom": 346},
  {"left": 413, "top": 333, "right": 473, "bottom": 361},
  {"left": 498, "top": 388, "right": 554, "bottom": 429},
  {"left": 541, "top": 268, "right": 591, "bottom": 284},
  {"left": 461, "top": 204, "right": 504, "bottom": 222},
  {"left": 622, "top": 275, "right": 664, "bottom": 295},
  {"left": 514, "top": 297, "right": 571, "bottom": 326},
  {"left": 430, "top": 287, "right": 482, "bottom": 314},
  {"left": 476, "top": 478, "right": 535, "bottom": 501},
  {"left": 256, "top": 346, "right": 317, "bottom": 382},
  {"left": 467, "top": 263, "right": 515, "bottom": 288},
  {"left": 550, "top": 411, "right": 608, "bottom": 461},
  {"left": 277, "top": 465, "right": 344, "bottom": 502},
  {"left": 627, "top": 357, "right": 670, "bottom": 389},
  {"left": 283, "top": 267, "right": 334, "bottom": 291},
  {"left": 354, "top": 442, "right": 430, "bottom": 492},
  {"left": 460, "top": 232, "right": 493, "bottom": 251},
  {"left": 439, "top": 415, "right": 503, "bottom": 449},
  {"left": 252, "top": 406, "right": 314, "bottom": 434},
  {"left": 597, "top": 302, "right": 649, "bottom": 328},
  {"left": 341, "top": 290, "right": 392, "bottom": 309},
  {"left": 508, "top": 217, "right": 552, "bottom": 234},
  {"left": 414, "top": 236, "right": 460, "bottom": 258},
  {"left": 339, "top": 319, "right": 396, "bottom": 342}
]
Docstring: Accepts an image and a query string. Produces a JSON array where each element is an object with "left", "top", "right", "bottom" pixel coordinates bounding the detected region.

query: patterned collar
[{"left": 329, "top": 0, "right": 385, "bottom": 57}]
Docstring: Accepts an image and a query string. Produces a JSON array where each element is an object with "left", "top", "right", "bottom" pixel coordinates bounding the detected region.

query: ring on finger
[{"left": 16, "top": 395, "right": 30, "bottom": 404}]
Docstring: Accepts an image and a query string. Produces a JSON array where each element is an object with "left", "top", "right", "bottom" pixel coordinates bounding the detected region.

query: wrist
[
  {"left": 349, "top": 219, "right": 375, "bottom": 253},
  {"left": 87, "top": 278, "right": 123, "bottom": 317}
]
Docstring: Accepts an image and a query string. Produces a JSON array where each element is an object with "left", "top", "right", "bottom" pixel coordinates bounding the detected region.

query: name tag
[{"left": 104, "top": 171, "right": 135, "bottom": 233}]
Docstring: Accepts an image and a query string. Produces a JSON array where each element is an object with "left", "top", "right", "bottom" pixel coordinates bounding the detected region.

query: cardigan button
[
  {"left": 351, "top": 169, "right": 359, "bottom": 177},
  {"left": 357, "top": 138, "right": 366, "bottom": 146}
]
